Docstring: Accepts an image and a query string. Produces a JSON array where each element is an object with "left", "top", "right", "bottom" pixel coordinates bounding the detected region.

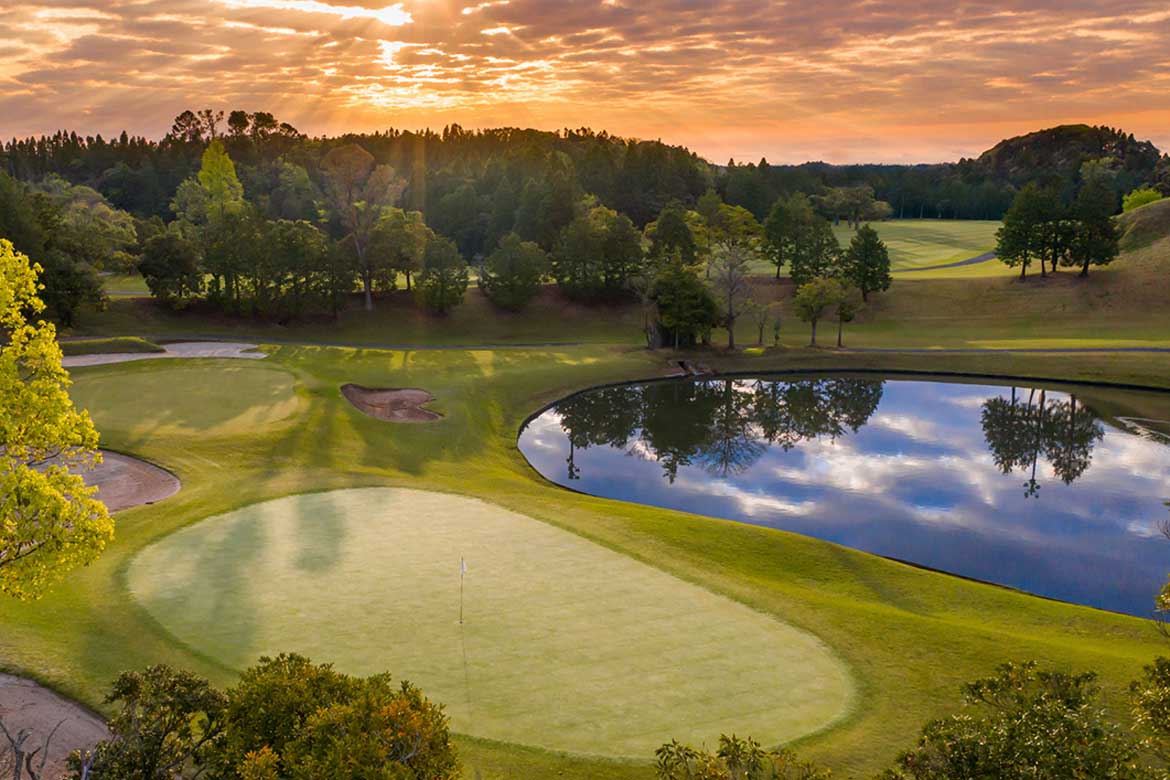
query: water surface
[{"left": 518, "top": 374, "right": 1170, "bottom": 616}]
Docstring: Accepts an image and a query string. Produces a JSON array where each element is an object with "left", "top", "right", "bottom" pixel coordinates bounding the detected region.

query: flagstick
[{"left": 459, "top": 556, "right": 465, "bottom": 625}]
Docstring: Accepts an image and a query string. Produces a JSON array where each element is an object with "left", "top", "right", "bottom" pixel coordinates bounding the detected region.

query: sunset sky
[{"left": 4, "top": 0, "right": 1169, "bottom": 164}]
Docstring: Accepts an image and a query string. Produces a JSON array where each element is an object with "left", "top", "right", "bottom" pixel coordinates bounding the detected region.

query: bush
[{"left": 1123, "top": 187, "right": 1164, "bottom": 213}]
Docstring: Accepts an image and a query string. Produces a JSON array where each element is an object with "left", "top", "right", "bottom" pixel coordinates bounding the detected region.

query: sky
[{"left": 3, "top": 0, "right": 1169, "bottom": 164}]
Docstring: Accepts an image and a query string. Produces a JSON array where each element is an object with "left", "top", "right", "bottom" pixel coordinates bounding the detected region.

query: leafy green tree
[
  {"left": 997, "top": 184, "right": 1049, "bottom": 279},
  {"left": 887, "top": 661, "right": 1142, "bottom": 780},
  {"left": 69, "top": 666, "right": 227, "bottom": 780},
  {"left": 321, "top": 144, "right": 406, "bottom": 310},
  {"left": 552, "top": 205, "right": 644, "bottom": 301},
  {"left": 197, "top": 138, "right": 245, "bottom": 221},
  {"left": 415, "top": 236, "right": 469, "bottom": 314},
  {"left": 648, "top": 202, "right": 698, "bottom": 267},
  {"left": 282, "top": 676, "right": 459, "bottom": 780},
  {"left": 763, "top": 193, "right": 815, "bottom": 279},
  {"left": 1071, "top": 177, "right": 1120, "bottom": 277},
  {"left": 214, "top": 654, "right": 359, "bottom": 779},
  {"left": 480, "top": 232, "right": 547, "bottom": 311},
  {"left": 793, "top": 277, "right": 845, "bottom": 347},
  {"left": 0, "top": 241, "right": 113, "bottom": 600},
  {"left": 843, "top": 224, "right": 890, "bottom": 300},
  {"left": 30, "top": 175, "right": 138, "bottom": 272},
  {"left": 654, "top": 263, "right": 719, "bottom": 349},
  {"left": 788, "top": 217, "right": 840, "bottom": 287},
  {"left": 368, "top": 207, "right": 432, "bottom": 293},
  {"left": 655, "top": 734, "right": 830, "bottom": 780},
  {"left": 138, "top": 231, "right": 203, "bottom": 309},
  {"left": 1122, "top": 187, "right": 1163, "bottom": 213}
]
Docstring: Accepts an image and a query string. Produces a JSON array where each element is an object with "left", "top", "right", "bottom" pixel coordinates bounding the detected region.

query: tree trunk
[
  {"left": 837, "top": 318, "right": 843, "bottom": 347},
  {"left": 406, "top": 271, "right": 412, "bottom": 291},
  {"left": 810, "top": 319, "right": 817, "bottom": 346},
  {"left": 1080, "top": 258, "right": 1090, "bottom": 278},
  {"left": 1019, "top": 263, "right": 1026, "bottom": 280},
  {"left": 727, "top": 315, "right": 735, "bottom": 350},
  {"left": 362, "top": 270, "right": 373, "bottom": 311}
]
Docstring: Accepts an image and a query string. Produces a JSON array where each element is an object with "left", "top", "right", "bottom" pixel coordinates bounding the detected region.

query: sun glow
[{"left": 216, "top": 0, "right": 413, "bottom": 26}]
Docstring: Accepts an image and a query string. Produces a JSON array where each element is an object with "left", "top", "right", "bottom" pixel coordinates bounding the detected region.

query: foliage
[
  {"left": 1132, "top": 656, "right": 1170, "bottom": 771},
  {"left": 479, "top": 233, "right": 548, "bottom": 310},
  {"left": 792, "top": 277, "right": 845, "bottom": 346},
  {"left": 648, "top": 202, "right": 698, "bottom": 267},
  {"left": 655, "top": 734, "right": 830, "bottom": 780},
  {"left": 552, "top": 204, "right": 644, "bottom": 301},
  {"left": 996, "top": 183, "right": 1047, "bottom": 279},
  {"left": 835, "top": 292, "right": 862, "bottom": 348},
  {"left": 788, "top": 217, "right": 841, "bottom": 287},
  {"left": 0, "top": 241, "right": 112, "bottom": 600},
  {"left": 1123, "top": 187, "right": 1164, "bottom": 213},
  {"left": 653, "top": 263, "right": 719, "bottom": 348},
  {"left": 886, "top": 661, "right": 1142, "bottom": 780},
  {"left": 1071, "top": 177, "right": 1120, "bottom": 277},
  {"left": 70, "top": 665, "right": 227, "bottom": 780},
  {"left": 369, "top": 207, "right": 432, "bottom": 292},
  {"left": 842, "top": 224, "right": 890, "bottom": 300},
  {"left": 139, "top": 231, "right": 204, "bottom": 309},
  {"left": 763, "top": 193, "right": 815, "bottom": 279},
  {"left": 415, "top": 236, "right": 469, "bottom": 315}
]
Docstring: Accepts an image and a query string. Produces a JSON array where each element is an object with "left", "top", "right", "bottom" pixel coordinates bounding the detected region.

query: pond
[{"left": 518, "top": 374, "right": 1170, "bottom": 617}]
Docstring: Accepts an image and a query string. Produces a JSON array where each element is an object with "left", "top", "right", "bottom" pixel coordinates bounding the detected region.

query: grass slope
[
  {"left": 2, "top": 346, "right": 1169, "bottom": 780},
  {"left": 129, "top": 487, "right": 852, "bottom": 757},
  {"left": 58, "top": 337, "right": 164, "bottom": 356}
]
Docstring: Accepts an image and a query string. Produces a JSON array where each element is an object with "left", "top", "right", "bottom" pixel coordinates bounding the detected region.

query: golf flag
[{"left": 461, "top": 557, "right": 467, "bottom": 577}]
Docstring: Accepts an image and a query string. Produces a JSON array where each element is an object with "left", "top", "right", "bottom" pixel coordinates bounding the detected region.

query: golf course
[{"left": 3, "top": 112, "right": 1170, "bottom": 780}]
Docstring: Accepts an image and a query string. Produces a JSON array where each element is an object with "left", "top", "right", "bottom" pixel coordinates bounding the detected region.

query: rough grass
[
  {"left": 58, "top": 336, "right": 164, "bottom": 356},
  {"left": 1119, "top": 197, "right": 1170, "bottom": 252},
  {"left": 128, "top": 487, "right": 852, "bottom": 757},
  {"left": 2, "top": 346, "right": 1169, "bottom": 780}
]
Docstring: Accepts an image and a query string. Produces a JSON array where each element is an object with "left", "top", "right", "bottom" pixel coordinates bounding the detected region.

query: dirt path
[
  {"left": 0, "top": 675, "right": 107, "bottom": 778},
  {"left": 62, "top": 342, "right": 266, "bottom": 368}
]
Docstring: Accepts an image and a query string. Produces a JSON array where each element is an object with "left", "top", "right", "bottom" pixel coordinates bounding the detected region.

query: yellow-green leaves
[{"left": 0, "top": 239, "right": 113, "bottom": 600}]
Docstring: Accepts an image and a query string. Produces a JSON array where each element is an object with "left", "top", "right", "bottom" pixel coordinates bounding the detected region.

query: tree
[
  {"left": 744, "top": 298, "right": 776, "bottom": 346},
  {"left": 138, "top": 231, "right": 204, "bottom": 309},
  {"left": 70, "top": 666, "right": 227, "bottom": 780},
  {"left": 0, "top": 241, "right": 113, "bottom": 600},
  {"left": 997, "top": 184, "right": 1049, "bottom": 280},
  {"left": 708, "top": 241, "right": 755, "bottom": 349},
  {"left": 1071, "top": 177, "right": 1120, "bottom": 277},
  {"left": 648, "top": 202, "right": 698, "bottom": 268},
  {"left": 655, "top": 734, "right": 830, "bottom": 780},
  {"left": 888, "top": 661, "right": 1141, "bottom": 780},
  {"left": 552, "top": 205, "right": 644, "bottom": 301},
  {"left": 196, "top": 139, "right": 244, "bottom": 221},
  {"left": 763, "top": 193, "right": 815, "bottom": 279},
  {"left": 788, "top": 217, "right": 841, "bottom": 287},
  {"left": 793, "top": 277, "right": 845, "bottom": 347},
  {"left": 321, "top": 144, "right": 406, "bottom": 310},
  {"left": 653, "top": 263, "right": 719, "bottom": 349},
  {"left": 843, "top": 224, "right": 890, "bottom": 301},
  {"left": 480, "top": 233, "right": 547, "bottom": 311},
  {"left": 836, "top": 291, "right": 862, "bottom": 347},
  {"left": 415, "top": 236, "right": 469, "bottom": 315}
]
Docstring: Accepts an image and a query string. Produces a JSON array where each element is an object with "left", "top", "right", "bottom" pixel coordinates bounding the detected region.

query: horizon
[{"left": 4, "top": 1, "right": 1169, "bottom": 165}]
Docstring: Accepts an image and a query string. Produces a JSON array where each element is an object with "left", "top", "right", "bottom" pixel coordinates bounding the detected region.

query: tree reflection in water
[
  {"left": 555, "top": 377, "right": 885, "bottom": 482},
  {"left": 980, "top": 389, "right": 1104, "bottom": 498}
]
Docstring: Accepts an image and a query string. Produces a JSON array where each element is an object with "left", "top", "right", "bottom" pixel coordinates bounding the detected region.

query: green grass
[
  {"left": 58, "top": 336, "right": 165, "bottom": 356},
  {"left": 128, "top": 487, "right": 852, "bottom": 757},
  {"left": 100, "top": 273, "right": 151, "bottom": 296},
  {"left": 1120, "top": 197, "right": 1170, "bottom": 252},
  {"left": 3, "top": 346, "right": 1170, "bottom": 780}
]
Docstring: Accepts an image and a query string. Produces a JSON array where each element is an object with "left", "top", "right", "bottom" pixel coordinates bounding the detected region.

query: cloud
[{"left": 3, "top": 0, "right": 1168, "bottom": 162}]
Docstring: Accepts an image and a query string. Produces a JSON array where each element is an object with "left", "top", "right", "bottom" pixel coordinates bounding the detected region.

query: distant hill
[{"left": 970, "top": 124, "right": 1163, "bottom": 193}]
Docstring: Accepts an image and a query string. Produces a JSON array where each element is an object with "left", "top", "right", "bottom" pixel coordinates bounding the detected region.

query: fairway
[
  {"left": 835, "top": 220, "right": 1000, "bottom": 270},
  {"left": 126, "top": 488, "right": 853, "bottom": 757}
]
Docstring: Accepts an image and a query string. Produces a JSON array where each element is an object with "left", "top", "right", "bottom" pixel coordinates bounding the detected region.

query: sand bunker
[
  {"left": 341, "top": 384, "right": 441, "bottom": 423},
  {"left": 62, "top": 342, "right": 265, "bottom": 368},
  {"left": 41, "top": 451, "right": 180, "bottom": 513},
  {"left": 0, "top": 675, "right": 107, "bottom": 777}
]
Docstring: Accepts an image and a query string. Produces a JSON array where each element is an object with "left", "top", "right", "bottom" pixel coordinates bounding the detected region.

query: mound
[
  {"left": 0, "top": 674, "right": 107, "bottom": 778},
  {"left": 341, "top": 384, "right": 440, "bottom": 423},
  {"left": 1119, "top": 197, "right": 1170, "bottom": 251},
  {"left": 127, "top": 488, "right": 853, "bottom": 757}
]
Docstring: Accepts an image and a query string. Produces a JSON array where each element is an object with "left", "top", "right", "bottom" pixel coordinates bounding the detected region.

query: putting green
[
  {"left": 128, "top": 488, "right": 853, "bottom": 757},
  {"left": 70, "top": 362, "right": 304, "bottom": 438}
]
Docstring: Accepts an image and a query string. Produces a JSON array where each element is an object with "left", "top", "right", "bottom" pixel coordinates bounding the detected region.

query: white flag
[{"left": 461, "top": 557, "right": 467, "bottom": 576}]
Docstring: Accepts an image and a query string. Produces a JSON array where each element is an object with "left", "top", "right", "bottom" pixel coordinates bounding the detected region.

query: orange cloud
[{"left": 2, "top": 0, "right": 1168, "bottom": 163}]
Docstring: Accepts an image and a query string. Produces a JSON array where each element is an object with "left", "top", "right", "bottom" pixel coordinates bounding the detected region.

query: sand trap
[
  {"left": 0, "top": 675, "right": 107, "bottom": 777},
  {"left": 341, "top": 384, "right": 441, "bottom": 423},
  {"left": 62, "top": 342, "right": 265, "bottom": 368},
  {"left": 40, "top": 451, "right": 179, "bottom": 513}
]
